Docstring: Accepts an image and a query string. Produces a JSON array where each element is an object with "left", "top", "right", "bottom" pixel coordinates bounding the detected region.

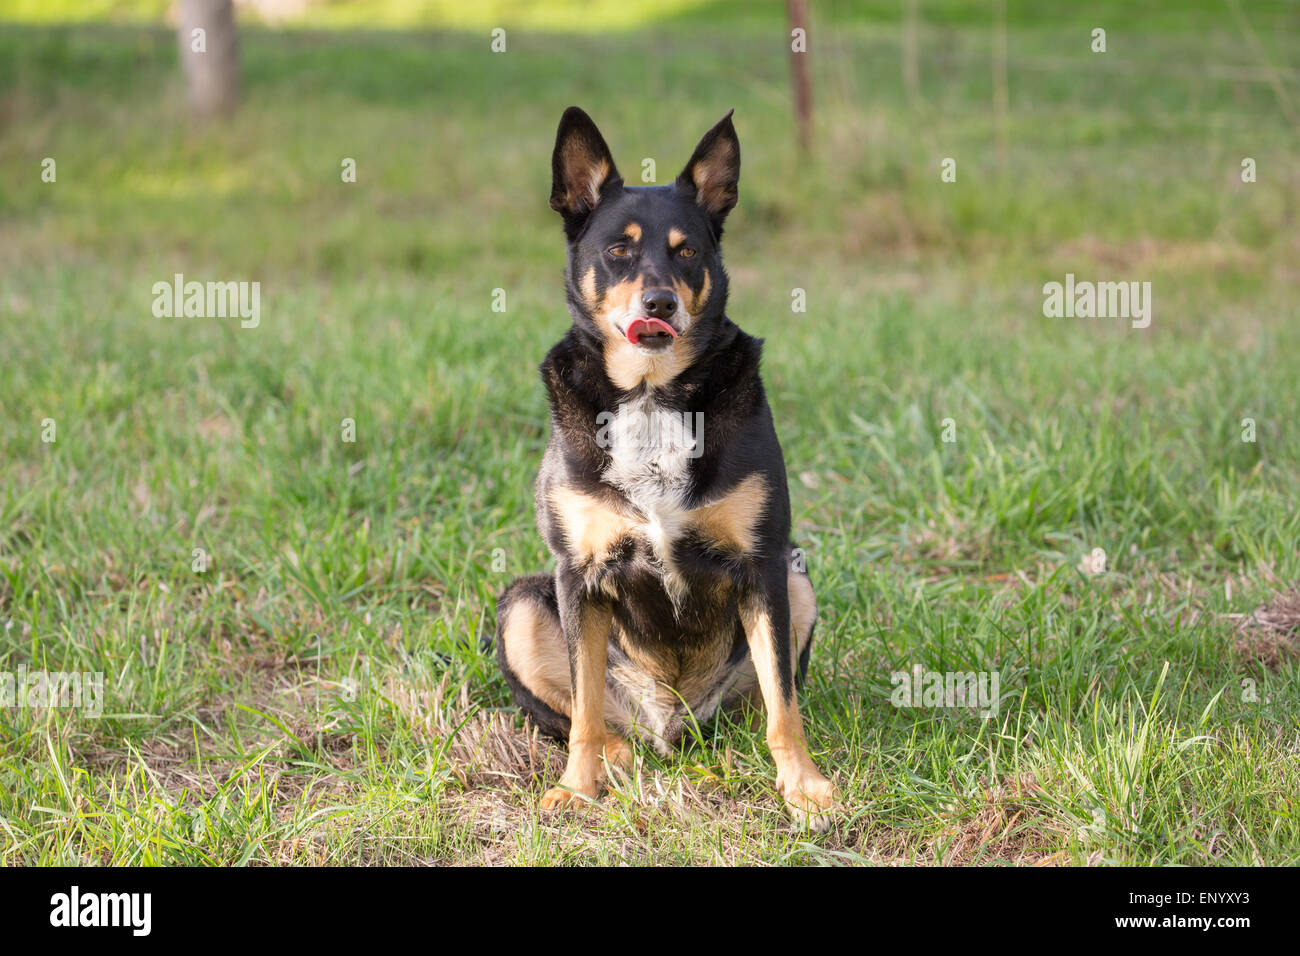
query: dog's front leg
[
  {"left": 540, "top": 575, "right": 611, "bottom": 810},
  {"left": 740, "top": 567, "right": 837, "bottom": 830}
]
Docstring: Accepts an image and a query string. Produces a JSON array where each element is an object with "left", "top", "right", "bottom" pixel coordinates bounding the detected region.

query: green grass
[{"left": 1, "top": 1, "right": 1298, "bottom": 865}]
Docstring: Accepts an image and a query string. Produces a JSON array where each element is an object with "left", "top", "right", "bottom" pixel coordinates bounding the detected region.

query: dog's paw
[
  {"left": 597, "top": 735, "right": 634, "bottom": 780},
  {"left": 778, "top": 772, "right": 838, "bottom": 832},
  {"left": 540, "top": 783, "right": 595, "bottom": 811}
]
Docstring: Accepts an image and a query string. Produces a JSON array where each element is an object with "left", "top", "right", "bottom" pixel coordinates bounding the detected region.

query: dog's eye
[
  {"left": 607, "top": 244, "right": 629, "bottom": 258},
  {"left": 678, "top": 247, "right": 696, "bottom": 259}
]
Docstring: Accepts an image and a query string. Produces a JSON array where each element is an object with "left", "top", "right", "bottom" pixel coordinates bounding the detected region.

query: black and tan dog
[{"left": 495, "top": 107, "right": 836, "bottom": 827}]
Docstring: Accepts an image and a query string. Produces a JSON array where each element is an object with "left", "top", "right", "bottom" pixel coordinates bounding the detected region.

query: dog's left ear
[{"left": 676, "top": 109, "right": 740, "bottom": 237}]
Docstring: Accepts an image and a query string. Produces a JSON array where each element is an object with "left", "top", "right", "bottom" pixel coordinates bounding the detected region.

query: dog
[{"left": 495, "top": 106, "right": 836, "bottom": 828}]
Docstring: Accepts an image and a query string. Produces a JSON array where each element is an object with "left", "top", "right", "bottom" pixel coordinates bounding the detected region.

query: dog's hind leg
[
  {"left": 495, "top": 575, "right": 633, "bottom": 783},
  {"left": 496, "top": 574, "right": 572, "bottom": 742},
  {"left": 789, "top": 565, "right": 818, "bottom": 685}
]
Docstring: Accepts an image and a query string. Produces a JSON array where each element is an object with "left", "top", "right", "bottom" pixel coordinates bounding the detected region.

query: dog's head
[{"left": 549, "top": 106, "right": 740, "bottom": 390}]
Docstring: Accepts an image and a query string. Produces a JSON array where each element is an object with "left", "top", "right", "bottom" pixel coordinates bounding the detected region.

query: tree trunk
[
  {"left": 787, "top": 0, "right": 812, "bottom": 152},
  {"left": 903, "top": 0, "right": 921, "bottom": 108},
  {"left": 992, "top": 0, "right": 1008, "bottom": 167},
  {"left": 178, "top": 0, "right": 240, "bottom": 120}
]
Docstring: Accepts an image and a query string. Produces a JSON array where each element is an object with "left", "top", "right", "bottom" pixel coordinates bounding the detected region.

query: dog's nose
[{"left": 641, "top": 288, "right": 678, "bottom": 319}]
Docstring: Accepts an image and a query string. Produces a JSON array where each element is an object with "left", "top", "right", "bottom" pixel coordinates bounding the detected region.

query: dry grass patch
[
  {"left": 938, "top": 773, "right": 1071, "bottom": 866},
  {"left": 1229, "top": 587, "right": 1300, "bottom": 669}
]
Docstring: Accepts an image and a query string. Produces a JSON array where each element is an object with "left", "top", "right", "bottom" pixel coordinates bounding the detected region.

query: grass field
[{"left": 1, "top": 0, "right": 1299, "bottom": 865}]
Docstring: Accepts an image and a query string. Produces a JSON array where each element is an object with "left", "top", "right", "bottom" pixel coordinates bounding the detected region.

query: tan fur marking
[
  {"left": 789, "top": 569, "right": 817, "bottom": 647},
  {"left": 540, "top": 604, "right": 611, "bottom": 809},
  {"left": 690, "top": 140, "right": 736, "bottom": 215},
  {"left": 730, "top": 572, "right": 817, "bottom": 721},
  {"left": 740, "top": 599, "right": 836, "bottom": 826},
  {"left": 561, "top": 141, "right": 610, "bottom": 211},
  {"left": 740, "top": 604, "right": 806, "bottom": 758},
  {"left": 788, "top": 569, "right": 817, "bottom": 677},
  {"left": 624, "top": 222, "right": 642, "bottom": 242},
  {"left": 579, "top": 266, "right": 599, "bottom": 309},
  {"left": 602, "top": 733, "right": 634, "bottom": 775},
  {"left": 667, "top": 227, "right": 687, "bottom": 248},
  {"left": 604, "top": 349, "right": 644, "bottom": 391},
  {"left": 672, "top": 268, "right": 712, "bottom": 320},
  {"left": 570, "top": 607, "right": 610, "bottom": 751},
  {"left": 694, "top": 474, "right": 768, "bottom": 553},
  {"left": 502, "top": 600, "right": 572, "bottom": 717},
  {"left": 640, "top": 355, "right": 687, "bottom": 388},
  {"left": 606, "top": 340, "right": 697, "bottom": 390},
  {"left": 549, "top": 486, "right": 633, "bottom": 565},
  {"left": 583, "top": 158, "right": 610, "bottom": 208},
  {"left": 696, "top": 269, "right": 711, "bottom": 315},
  {"left": 594, "top": 276, "right": 644, "bottom": 343}
]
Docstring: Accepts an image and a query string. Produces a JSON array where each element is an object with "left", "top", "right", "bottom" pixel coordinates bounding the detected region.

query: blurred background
[{"left": 3, "top": 1, "right": 1295, "bottom": 291}]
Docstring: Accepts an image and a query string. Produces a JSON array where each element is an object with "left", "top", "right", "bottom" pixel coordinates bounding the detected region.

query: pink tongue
[{"left": 626, "top": 317, "right": 678, "bottom": 344}]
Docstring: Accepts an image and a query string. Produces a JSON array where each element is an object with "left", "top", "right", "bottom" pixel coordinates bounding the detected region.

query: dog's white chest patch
[{"left": 600, "top": 395, "right": 700, "bottom": 605}]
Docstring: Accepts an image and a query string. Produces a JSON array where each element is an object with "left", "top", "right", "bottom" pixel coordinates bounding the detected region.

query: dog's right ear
[{"left": 550, "top": 106, "right": 620, "bottom": 240}]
